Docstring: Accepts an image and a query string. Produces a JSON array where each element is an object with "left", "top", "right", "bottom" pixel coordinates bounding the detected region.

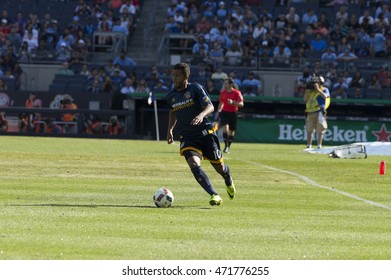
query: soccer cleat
[
  {"left": 225, "top": 176, "right": 236, "bottom": 200},
  {"left": 223, "top": 146, "right": 230, "bottom": 153},
  {"left": 209, "top": 194, "right": 223, "bottom": 206}
]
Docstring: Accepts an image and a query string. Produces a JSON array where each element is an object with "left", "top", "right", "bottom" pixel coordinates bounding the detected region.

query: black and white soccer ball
[{"left": 153, "top": 188, "right": 174, "bottom": 208}]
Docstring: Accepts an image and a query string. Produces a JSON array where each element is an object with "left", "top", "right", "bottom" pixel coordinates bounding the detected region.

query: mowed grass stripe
[{"left": 1, "top": 137, "right": 391, "bottom": 259}]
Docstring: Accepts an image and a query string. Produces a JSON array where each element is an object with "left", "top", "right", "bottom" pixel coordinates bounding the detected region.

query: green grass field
[{"left": 1, "top": 136, "right": 391, "bottom": 260}]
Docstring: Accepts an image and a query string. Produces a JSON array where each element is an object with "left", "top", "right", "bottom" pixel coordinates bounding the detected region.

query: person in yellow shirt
[{"left": 304, "top": 76, "right": 331, "bottom": 149}]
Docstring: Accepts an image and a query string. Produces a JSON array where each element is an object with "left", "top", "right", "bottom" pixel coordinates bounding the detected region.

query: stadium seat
[
  {"left": 382, "top": 89, "right": 391, "bottom": 100},
  {"left": 364, "top": 88, "right": 382, "bottom": 99}
]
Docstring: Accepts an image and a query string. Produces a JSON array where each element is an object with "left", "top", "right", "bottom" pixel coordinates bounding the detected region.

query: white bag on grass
[{"left": 329, "top": 144, "right": 367, "bottom": 159}]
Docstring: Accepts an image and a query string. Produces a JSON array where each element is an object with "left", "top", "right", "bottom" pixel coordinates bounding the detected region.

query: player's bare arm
[
  {"left": 167, "top": 110, "right": 177, "bottom": 144},
  {"left": 191, "top": 103, "right": 214, "bottom": 126}
]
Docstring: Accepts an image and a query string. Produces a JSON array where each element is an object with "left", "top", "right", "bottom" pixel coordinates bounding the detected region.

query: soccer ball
[{"left": 153, "top": 188, "right": 174, "bottom": 208}]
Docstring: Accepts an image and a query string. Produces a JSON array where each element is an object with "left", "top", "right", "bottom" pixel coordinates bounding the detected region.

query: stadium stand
[{"left": 1, "top": 0, "right": 391, "bottom": 101}]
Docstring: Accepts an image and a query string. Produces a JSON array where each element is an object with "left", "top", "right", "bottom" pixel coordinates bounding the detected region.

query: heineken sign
[{"left": 236, "top": 118, "right": 391, "bottom": 144}]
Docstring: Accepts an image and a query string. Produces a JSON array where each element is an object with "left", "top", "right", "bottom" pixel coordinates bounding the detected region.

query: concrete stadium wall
[
  {"left": 21, "top": 63, "right": 300, "bottom": 97},
  {"left": 21, "top": 64, "right": 60, "bottom": 92}
]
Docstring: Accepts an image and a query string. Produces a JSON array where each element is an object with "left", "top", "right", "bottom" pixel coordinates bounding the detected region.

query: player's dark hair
[{"left": 173, "top": 63, "right": 190, "bottom": 78}]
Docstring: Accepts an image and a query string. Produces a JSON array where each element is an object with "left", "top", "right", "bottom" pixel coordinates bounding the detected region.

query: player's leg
[
  {"left": 220, "top": 112, "right": 230, "bottom": 152},
  {"left": 203, "top": 134, "right": 236, "bottom": 200},
  {"left": 226, "top": 112, "right": 237, "bottom": 152},
  {"left": 182, "top": 149, "right": 222, "bottom": 205}
]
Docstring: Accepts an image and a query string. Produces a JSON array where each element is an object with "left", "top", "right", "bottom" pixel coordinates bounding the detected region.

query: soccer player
[
  {"left": 216, "top": 78, "right": 244, "bottom": 153},
  {"left": 166, "top": 63, "right": 236, "bottom": 206}
]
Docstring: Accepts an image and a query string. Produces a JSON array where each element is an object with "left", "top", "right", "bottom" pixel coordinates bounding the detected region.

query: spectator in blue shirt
[
  {"left": 242, "top": 72, "right": 263, "bottom": 96},
  {"left": 302, "top": 8, "right": 318, "bottom": 25},
  {"left": 112, "top": 18, "right": 127, "bottom": 34},
  {"left": 113, "top": 51, "right": 137, "bottom": 67},
  {"left": 321, "top": 47, "right": 337, "bottom": 66},
  {"left": 369, "top": 31, "right": 387, "bottom": 57},
  {"left": 192, "top": 35, "right": 209, "bottom": 55},
  {"left": 310, "top": 33, "right": 327, "bottom": 52}
]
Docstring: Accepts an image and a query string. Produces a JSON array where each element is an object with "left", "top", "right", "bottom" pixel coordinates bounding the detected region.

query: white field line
[{"left": 241, "top": 159, "right": 391, "bottom": 212}]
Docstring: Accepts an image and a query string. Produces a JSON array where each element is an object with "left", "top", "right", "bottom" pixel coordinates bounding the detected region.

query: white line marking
[{"left": 242, "top": 160, "right": 391, "bottom": 212}]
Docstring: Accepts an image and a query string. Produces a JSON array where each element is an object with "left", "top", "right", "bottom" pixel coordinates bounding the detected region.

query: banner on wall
[{"left": 235, "top": 117, "right": 391, "bottom": 145}]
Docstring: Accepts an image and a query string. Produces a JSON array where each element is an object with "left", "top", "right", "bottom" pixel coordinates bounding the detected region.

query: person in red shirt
[{"left": 216, "top": 78, "right": 244, "bottom": 153}]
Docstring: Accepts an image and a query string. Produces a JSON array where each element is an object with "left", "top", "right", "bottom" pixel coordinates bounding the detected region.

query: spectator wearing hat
[
  {"left": 69, "top": 39, "right": 88, "bottom": 65},
  {"left": 0, "top": 19, "right": 11, "bottom": 41},
  {"left": 69, "top": 15, "right": 83, "bottom": 37},
  {"left": 337, "top": 48, "right": 358, "bottom": 62},
  {"left": 110, "top": 68, "right": 125, "bottom": 88},
  {"left": 153, "top": 79, "right": 169, "bottom": 93},
  {"left": 216, "top": 1, "right": 228, "bottom": 21},
  {"left": 55, "top": 32, "right": 72, "bottom": 51},
  {"left": 56, "top": 41, "right": 72, "bottom": 61}
]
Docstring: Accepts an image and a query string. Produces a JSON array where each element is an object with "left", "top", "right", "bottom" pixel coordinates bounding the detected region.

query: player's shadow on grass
[{"left": 11, "top": 204, "right": 211, "bottom": 210}]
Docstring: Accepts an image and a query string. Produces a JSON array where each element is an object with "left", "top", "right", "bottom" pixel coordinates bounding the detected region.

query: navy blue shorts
[{"left": 179, "top": 133, "right": 223, "bottom": 164}]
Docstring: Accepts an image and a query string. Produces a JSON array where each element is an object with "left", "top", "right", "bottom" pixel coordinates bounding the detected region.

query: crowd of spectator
[
  {"left": 163, "top": 0, "right": 391, "bottom": 98},
  {"left": 2, "top": 0, "right": 391, "bottom": 102},
  {"left": 0, "top": 0, "right": 141, "bottom": 91}
]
